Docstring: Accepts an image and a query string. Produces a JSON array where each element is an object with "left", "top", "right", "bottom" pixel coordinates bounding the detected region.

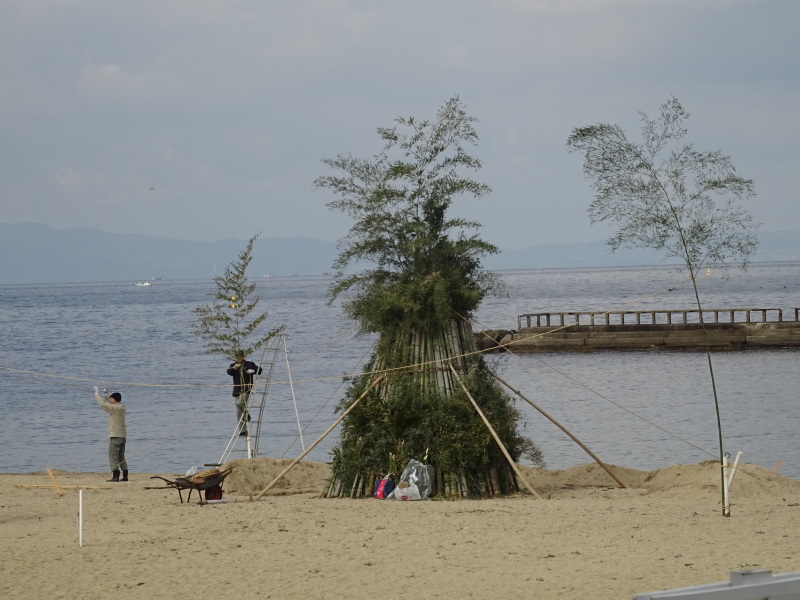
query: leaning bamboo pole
[
  {"left": 490, "top": 371, "right": 627, "bottom": 489},
  {"left": 254, "top": 376, "right": 384, "bottom": 501},
  {"left": 433, "top": 334, "right": 447, "bottom": 394},
  {"left": 447, "top": 363, "right": 541, "bottom": 499}
]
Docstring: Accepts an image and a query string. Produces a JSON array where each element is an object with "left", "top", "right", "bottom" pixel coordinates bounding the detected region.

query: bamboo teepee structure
[
  {"left": 322, "top": 319, "right": 542, "bottom": 499},
  {"left": 315, "top": 97, "right": 544, "bottom": 499}
]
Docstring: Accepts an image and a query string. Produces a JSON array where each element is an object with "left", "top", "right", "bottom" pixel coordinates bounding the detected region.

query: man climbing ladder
[{"left": 227, "top": 350, "right": 262, "bottom": 436}]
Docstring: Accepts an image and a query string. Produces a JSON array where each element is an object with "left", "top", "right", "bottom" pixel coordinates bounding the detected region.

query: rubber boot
[
  {"left": 107, "top": 470, "right": 120, "bottom": 482},
  {"left": 121, "top": 470, "right": 129, "bottom": 482}
]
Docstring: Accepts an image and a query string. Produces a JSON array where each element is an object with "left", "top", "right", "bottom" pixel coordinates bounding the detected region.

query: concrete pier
[{"left": 476, "top": 308, "right": 800, "bottom": 353}]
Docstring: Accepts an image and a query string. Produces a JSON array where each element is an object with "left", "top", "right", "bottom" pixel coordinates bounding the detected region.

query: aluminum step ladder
[{"left": 217, "top": 336, "right": 283, "bottom": 465}]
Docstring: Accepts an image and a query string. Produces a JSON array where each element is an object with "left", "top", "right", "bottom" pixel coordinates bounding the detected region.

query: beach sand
[{"left": 2, "top": 459, "right": 799, "bottom": 599}]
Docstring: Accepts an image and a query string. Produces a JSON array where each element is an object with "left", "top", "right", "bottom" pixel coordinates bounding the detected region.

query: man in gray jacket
[{"left": 94, "top": 386, "right": 128, "bottom": 482}]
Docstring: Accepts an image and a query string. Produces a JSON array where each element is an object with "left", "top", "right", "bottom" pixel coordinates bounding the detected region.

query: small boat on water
[{"left": 134, "top": 281, "right": 152, "bottom": 287}]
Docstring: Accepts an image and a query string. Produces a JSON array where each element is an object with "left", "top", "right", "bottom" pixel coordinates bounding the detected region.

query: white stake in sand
[
  {"left": 78, "top": 489, "right": 83, "bottom": 547},
  {"left": 722, "top": 451, "right": 743, "bottom": 517}
]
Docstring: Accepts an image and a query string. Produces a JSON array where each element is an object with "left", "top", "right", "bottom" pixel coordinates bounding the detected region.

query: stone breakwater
[{"left": 476, "top": 321, "right": 800, "bottom": 353}]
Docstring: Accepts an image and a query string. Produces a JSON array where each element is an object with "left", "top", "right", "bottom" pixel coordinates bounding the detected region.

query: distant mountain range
[{"left": 1, "top": 222, "right": 798, "bottom": 284}]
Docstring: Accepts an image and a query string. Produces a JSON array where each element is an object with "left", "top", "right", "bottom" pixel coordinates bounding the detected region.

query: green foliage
[
  {"left": 315, "top": 96, "right": 505, "bottom": 335},
  {"left": 567, "top": 97, "right": 759, "bottom": 515},
  {"left": 566, "top": 97, "right": 759, "bottom": 277},
  {"left": 192, "top": 232, "right": 284, "bottom": 360},
  {"left": 317, "top": 98, "right": 541, "bottom": 496},
  {"left": 330, "top": 348, "right": 543, "bottom": 495}
]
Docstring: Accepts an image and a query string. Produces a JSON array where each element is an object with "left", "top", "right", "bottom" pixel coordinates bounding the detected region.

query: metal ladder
[{"left": 217, "top": 336, "right": 283, "bottom": 465}]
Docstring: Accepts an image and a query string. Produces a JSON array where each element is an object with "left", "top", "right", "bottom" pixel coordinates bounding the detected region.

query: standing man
[
  {"left": 227, "top": 350, "right": 262, "bottom": 436},
  {"left": 93, "top": 386, "right": 128, "bottom": 482}
]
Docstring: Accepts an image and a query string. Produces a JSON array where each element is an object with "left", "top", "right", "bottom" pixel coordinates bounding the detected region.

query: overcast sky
[{"left": 2, "top": 0, "right": 797, "bottom": 250}]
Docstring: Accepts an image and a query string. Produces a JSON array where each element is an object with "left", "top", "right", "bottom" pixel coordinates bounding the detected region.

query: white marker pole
[
  {"left": 728, "top": 451, "right": 743, "bottom": 488},
  {"left": 78, "top": 489, "right": 83, "bottom": 547},
  {"left": 722, "top": 454, "right": 730, "bottom": 516},
  {"left": 723, "top": 451, "right": 743, "bottom": 517}
]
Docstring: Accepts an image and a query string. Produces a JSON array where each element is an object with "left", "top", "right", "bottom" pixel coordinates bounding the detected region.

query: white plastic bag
[
  {"left": 393, "top": 482, "right": 421, "bottom": 501},
  {"left": 391, "top": 459, "right": 434, "bottom": 500}
]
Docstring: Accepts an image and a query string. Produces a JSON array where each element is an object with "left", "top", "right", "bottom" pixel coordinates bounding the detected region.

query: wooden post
[
  {"left": 447, "top": 363, "right": 541, "bottom": 499},
  {"left": 254, "top": 376, "right": 384, "bottom": 501}
]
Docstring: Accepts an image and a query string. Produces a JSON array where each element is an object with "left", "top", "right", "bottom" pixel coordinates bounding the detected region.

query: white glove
[
  {"left": 246, "top": 369, "right": 255, "bottom": 374},
  {"left": 103, "top": 387, "right": 109, "bottom": 395},
  {"left": 93, "top": 386, "right": 99, "bottom": 395}
]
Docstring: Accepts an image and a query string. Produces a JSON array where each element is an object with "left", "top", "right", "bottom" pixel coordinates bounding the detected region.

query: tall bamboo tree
[
  {"left": 316, "top": 97, "right": 543, "bottom": 497},
  {"left": 192, "top": 232, "right": 284, "bottom": 361},
  {"left": 567, "top": 97, "right": 759, "bottom": 514}
]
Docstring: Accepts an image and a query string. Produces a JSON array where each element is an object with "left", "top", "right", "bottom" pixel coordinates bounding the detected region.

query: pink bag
[{"left": 373, "top": 475, "right": 396, "bottom": 499}]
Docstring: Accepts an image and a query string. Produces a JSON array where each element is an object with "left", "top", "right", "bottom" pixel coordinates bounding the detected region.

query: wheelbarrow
[{"left": 150, "top": 467, "right": 235, "bottom": 504}]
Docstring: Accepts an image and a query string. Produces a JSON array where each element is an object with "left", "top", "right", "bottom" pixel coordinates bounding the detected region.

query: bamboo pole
[
  {"left": 349, "top": 473, "right": 360, "bottom": 499},
  {"left": 448, "top": 472, "right": 458, "bottom": 499},
  {"left": 489, "top": 467, "right": 500, "bottom": 496},
  {"left": 419, "top": 332, "right": 427, "bottom": 392},
  {"left": 448, "top": 363, "right": 541, "bottom": 499},
  {"left": 46, "top": 467, "right": 65, "bottom": 498},
  {"left": 426, "top": 336, "right": 437, "bottom": 392},
  {"left": 433, "top": 335, "right": 448, "bottom": 394},
  {"left": 411, "top": 330, "right": 419, "bottom": 371},
  {"left": 318, "top": 476, "right": 332, "bottom": 498},
  {"left": 443, "top": 327, "right": 457, "bottom": 393},
  {"left": 456, "top": 320, "right": 472, "bottom": 373},
  {"left": 254, "top": 376, "right": 384, "bottom": 501},
  {"left": 15, "top": 484, "right": 112, "bottom": 490},
  {"left": 490, "top": 371, "right": 628, "bottom": 489}
]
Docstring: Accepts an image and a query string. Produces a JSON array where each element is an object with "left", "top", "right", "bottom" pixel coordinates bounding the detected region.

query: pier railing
[{"left": 518, "top": 308, "right": 800, "bottom": 329}]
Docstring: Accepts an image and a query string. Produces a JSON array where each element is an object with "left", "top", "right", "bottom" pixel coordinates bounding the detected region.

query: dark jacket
[{"left": 227, "top": 360, "right": 262, "bottom": 397}]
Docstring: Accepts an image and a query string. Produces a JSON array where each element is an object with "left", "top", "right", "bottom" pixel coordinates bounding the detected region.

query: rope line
[
  {"left": 0, "top": 277, "right": 699, "bottom": 392},
  {"left": 462, "top": 275, "right": 718, "bottom": 464},
  {"left": 278, "top": 337, "right": 378, "bottom": 459},
  {"left": 102, "top": 393, "right": 234, "bottom": 474},
  {"left": 2, "top": 273, "right": 716, "bottom": 472}
]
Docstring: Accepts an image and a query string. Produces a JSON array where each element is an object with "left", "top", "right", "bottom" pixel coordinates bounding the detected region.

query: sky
[{"left": 2, "top": 0, "right": 798, "bottom": 250}]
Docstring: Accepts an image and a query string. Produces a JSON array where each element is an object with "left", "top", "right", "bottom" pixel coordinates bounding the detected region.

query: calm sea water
[{"left": 1, "top": 262, "right": 798, "bottom": 480}]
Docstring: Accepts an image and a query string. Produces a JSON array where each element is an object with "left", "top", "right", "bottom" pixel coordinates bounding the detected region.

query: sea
[{"left": 1, "top": 261, "right": 798, "bottom": 480}]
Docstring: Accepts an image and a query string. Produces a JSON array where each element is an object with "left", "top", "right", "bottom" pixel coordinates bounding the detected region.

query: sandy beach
[{"left": 2, "top": 459, "right": 799, "bottom": 599}]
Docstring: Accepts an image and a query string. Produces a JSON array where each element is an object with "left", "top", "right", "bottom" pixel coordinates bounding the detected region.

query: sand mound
[
  {"left": 222, "top": 457, "right": 330, "bottom": 496},
  {"left": 639, "top": 460, "right": 800, "bottom": 497},
  {"left": 222, "top": 457, "right": 800, "bottom": 499},
  {"left": 519, "top": 460, "right": 800, "bottom": 499}
]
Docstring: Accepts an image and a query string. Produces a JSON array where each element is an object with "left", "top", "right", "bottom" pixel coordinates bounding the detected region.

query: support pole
[
  {"left": 78, "top": 490, "right": 83, "bottom": 547},
  {"left": 254, "top": 376, "right": 384, "bottom": 501},
  {"left": 723, "top": 450, "right": 743, "bottom": 517},
  {"left": 46, "top": 467, "right": 65, "bottom": 497},
  {"left": 283, "top": 335, "right": 305, "bottom": 451},
  {"left": 490, "top": 371, "right": 627, "bottom": 489},
  {"left": 447, "top": 364, "right": 541, "bottom": 499},
  {"left": 722, "top": 454, "right": 729, "bottom": 516}
]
